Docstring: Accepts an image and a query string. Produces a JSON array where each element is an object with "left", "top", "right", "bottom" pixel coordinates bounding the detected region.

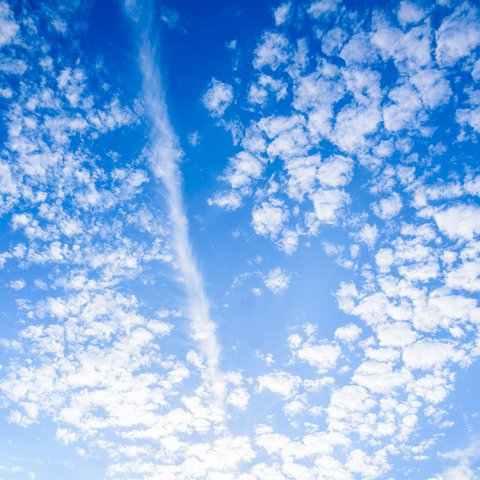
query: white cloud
[
  {"left": 278, "top": 229, "right": 299, "bottom": 254},
  {"left": 317, "top": 155, "right": 353, "bottom": 188},
  {"left": 202, "top": 79, "right": 234, "bottom": 117},
  {"left": 57, "top": 67, "right": 86, "bottom": 108},
  {"left": 208, "top": 191, "right": 242, "bottom": 210},
  {"left": 257, "top": 371, "right": 301, "bottom": 397},
  {"left": 435, "top": 3, "right": 480, "bottom": 67},
  {"left": 431, "top": 442, "right": 480, "bottom": 480},
  {"left": 340, "top": 32, "right": 376, "bottom": 65},
  {"left": 430, "top": 204, "right": 480, "bottom": 240},
  {"left": 334, "top": 323, "right": 362, "bottom": 343},
  {"left": 255, "top": 425, "right": 291, "bottom": 456},
  {"left": 471, "top": 59, "right": 480, "bottom": 81},
  {"left": 333, "top": 105, "right": 381, "bottom": 152},
  {"left": 258, "top": 113, "right": 304, "bottom": 138},
  {"left": 9, "top": 279, "right": 25, "bottom": 290},
  {"left": 227, "top": 388, "right": 250, "bottom": 410},
  {"left": 140, "top": 40, "right": 225, "bottom": 408},
  {"left": 346, "top": 449, "right": 389, "bottom": 479},
  {"left": 446, "top": 261, "right": 480, "bottom": 292},
  {"left": 456, "top": 104, "right": 480, "bottom": 135},
  {"left": 226, "top": 38, "right": 237, "bottom": 50},
  {"left": 383, "top": 82, "right": 422, "bottom": 131},
  {"left": 377, "top": 322, "right": 417, "bottom": 348},
  {"left": 0, "top": 162, "right": 17, "bottom": 195},
  {"left": 159, "top": 6, "right": 181, "bottom": 30},
  {"left": 373, "top": 193, "right": 402, "bottom": 220},
  {"left": 248, "top": 84, "right": 268, "bottom": 106},
  {"left": 411, "top": 69, "right": 451, "bottom": 108},
  {"left": 356, "top": 224, "right": 378, "bottom": 248},
  {"left": 284, "top": 154, "right": 320, "bottom": 200},
  {"left": 223, "top": 151, "right": 265, "bottom": 189},
  {"left": 353, "top": 360, "right": 412, "bottom": 395},
  {"left": 283, "top": 398, "right": 306, "bottom": 417},
  {"left": 252, "top": 200, "right": 288, "bottom": 237},
  {"left": 294, "top": 341, "right": 341, "bottom": 373},
  {"left": 403, "top": 341, "right": 460, "bottom": 370},
  {"left": 430, "top": 463, "right": 479, "bottom": 480},
  {"left": 307, "top": 0, "right": 340, "bottom": 18},
  {"left": 187, "top": 131, "right": 200, "bottom": 146},
  {"left": 0, "top": 86, "right": 13, "bottom": 98},
  {"left": 0, "top": 2, "right": 18, "bottom": 47},
  {"left": 273, "top": 2, "right": 292, "bottom": 26},
  {"left": 267, "top": 125, "right": 310, "bottom": 159},
  {"left": 397, "top": 1, "right": 425, "bottom": 27},
  {"left": 253, "top": 32, "right": 290, "bottom": 71},
  {"left": 327, "top": 384, "right": 375, "bottom": 429},
  {"left": 293, "top": 66, "right": 344, "bottom": 113},
  {"left": 264, "top": 267, "right": 290, "bottom": 294},
  {"left": 379, "top": 21, "right": 434, "bottom": 80},
  {"left": 248, "top": 74, "right": 288, "bottom": 106},
  {"left": 343, "top": 68, "right": 382, "bottom": 105},
  {"left": 0, "top": 59, "right": 27, "bottom": 75},
  {"left": 4, "top": 1, "right": 480, "bottom": 477},
  {"left": 311, "top": 188, "right": 350, "bottom": 224},
  {"left": 322, "top": 27, "right": 348, "bottom": 57},
  {"left": 289, "top": 328, "right": 341, "bottom": 373}
]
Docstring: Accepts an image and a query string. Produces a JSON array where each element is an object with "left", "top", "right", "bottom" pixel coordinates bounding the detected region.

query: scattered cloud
[
  {"left": 0, "top": 2, "right": 18, "bottom": 47},
  {"left": 1, "top": 0, "right": 480, "bottom": 479},
  {"left": 263, "top": 266, "right": 290, "bottom": 294},
  {"left": 273, "top": 2, "right": 292, "bottom": 26},
  {"left": 202, "top": 78, "right": 234, "bottom": 117}
]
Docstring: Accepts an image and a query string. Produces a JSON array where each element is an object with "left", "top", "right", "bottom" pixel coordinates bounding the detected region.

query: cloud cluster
[
  {"left": 201, "top": 0, "right": 480, "bottom": 477},
  {"left": 1, "top": 0, "right": 479, "bottom": 479}
]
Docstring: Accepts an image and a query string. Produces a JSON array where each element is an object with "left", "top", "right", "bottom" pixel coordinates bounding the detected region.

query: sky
[{"left": 0, "top": 0, "right": 479, "bottom": 478}]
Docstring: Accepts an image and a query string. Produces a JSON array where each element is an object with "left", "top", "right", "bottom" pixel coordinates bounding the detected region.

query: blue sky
[{"left": 0, "top": 0, "right": 480, "bottom": 478}]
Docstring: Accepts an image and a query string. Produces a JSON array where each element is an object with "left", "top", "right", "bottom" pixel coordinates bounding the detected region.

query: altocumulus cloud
[{"left": 0, "top": 0, "right": 479, "bottom": 479}]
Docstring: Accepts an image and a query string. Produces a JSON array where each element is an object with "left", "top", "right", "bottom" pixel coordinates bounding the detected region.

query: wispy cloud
[{"left": 134, "top": 9, "right": 225, "bottom": 413}]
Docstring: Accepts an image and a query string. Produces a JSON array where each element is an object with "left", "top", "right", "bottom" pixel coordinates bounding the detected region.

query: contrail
[{"left": 130, "top": 7, "right": 225, "bottom": 416}]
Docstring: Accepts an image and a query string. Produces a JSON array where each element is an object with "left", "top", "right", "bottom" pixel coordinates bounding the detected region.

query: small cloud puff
[
  {"left": 257, "top": 370, "right": 301, "bottom": 398},
  {"left": 252, "top": 200, "right": 288, "bottom": 237},
  {"left": 0, "top": 2, "right": 19, "bottom": 47},
  {"left": 397, "top": 1, "right": 425, "bottom": 27},
  {"left": 335, "top": 323, "right": 362, "bottom": 343},
  {"left": 373, "top": 192, "right": 403, "bottom": 220},
  {"left": 307, "top": 0, "right": 340, "bottom": 18},
  {"left": 253, "top": 32, "right": 290, "bottom": 71},
  {"left": 9, "top": 279, "right": 25, "bottom": 290},
  {"left": 273, "top": 2, "right": 292, "bottom": 26},
  {"left": 263, "top": 267, "right": 290, "bottom": 294},
  {"left": 202, "top": 79, "right": 234, "bottom": 117},
  {"left": 356, "top": 223, "right": 378, "bottom": 248},
  {"left": 159, "top": 6, "right": 182, "bottom": 30},
  {"left": 435, "top": 3, "right": 480, "bottom": 67},
  {"left": 187, "top": 131, "right": 201, "bottom": 146},
  {"left": 208, "top": 191, "right": 242, "bottom": 210}
]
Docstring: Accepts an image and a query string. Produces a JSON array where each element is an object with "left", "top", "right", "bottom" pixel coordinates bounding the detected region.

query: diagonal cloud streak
[{"left": 134, "top": 14, "right": 225, "bottom": 414}]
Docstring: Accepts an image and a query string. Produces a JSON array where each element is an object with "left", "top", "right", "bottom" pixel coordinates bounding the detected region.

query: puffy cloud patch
[
  {"left": 263, "top": 266, "right": 290, "bottom": 294},
  {"left": 307, "top": 0, "right": 340, "bottom": 18},
  {"left": 435, "top": 2, "right": 480, "bottom": 67},
  {"left": 0, "top": 2, "right": 18, "bottom": 47},
  {"left": 430, "top": 204, "right": 480, "bottom": 240},
  {"left": 253, "top": 32, "right": 291, "bottom": 71},
  {"left": 202, "top": 79, "right": 234, "bottom": 117},
  {"left": 273, "top": 2, "right": 292, "bottom": 26},
  {"left": 257, "top": 371, "right": 301, "bottom": 397},
  {"left": 397, "top": 1, "right": 426, "bottom": 27},
  {"left": 403, "top": 341, "right": 460, "bottom": 370}
]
